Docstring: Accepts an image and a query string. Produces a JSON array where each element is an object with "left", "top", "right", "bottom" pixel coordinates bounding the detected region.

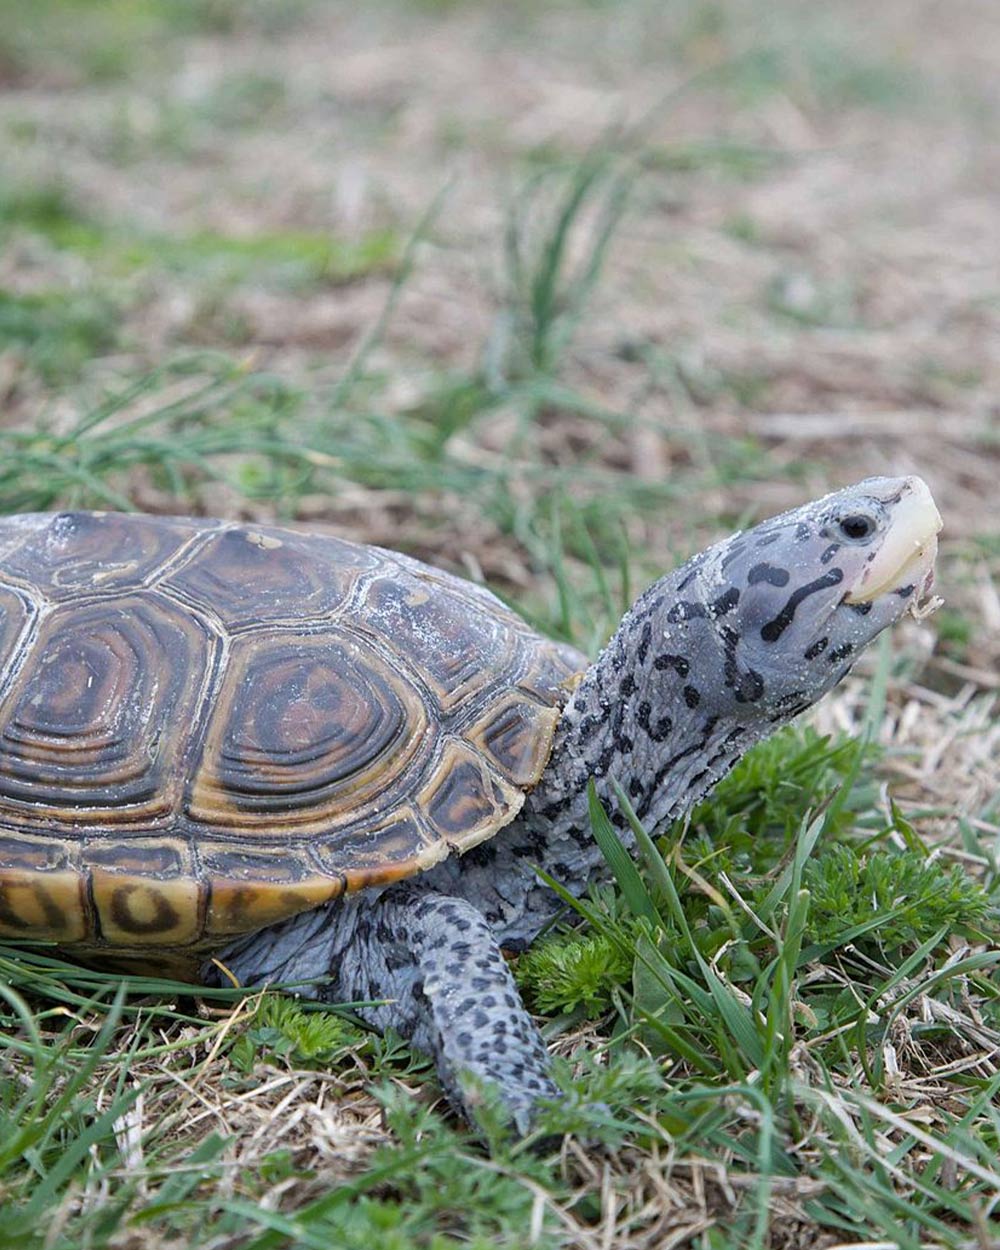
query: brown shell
[{"left": 0, "top": 511, "right": 585, "bottom": 965}]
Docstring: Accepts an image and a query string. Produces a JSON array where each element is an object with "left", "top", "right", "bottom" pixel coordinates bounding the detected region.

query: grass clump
[{"left": 497, "top": 154, "right": 633, "bottom": 378}]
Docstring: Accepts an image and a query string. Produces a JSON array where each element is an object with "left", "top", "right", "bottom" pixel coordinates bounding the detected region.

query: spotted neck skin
[
  {"left": 495, "top": 548, "right": 769, "bottom": 939},
  {"left": 428, "top": 547, "right": 773, "bottom": 948},
  {"left": 434, "top": 474, "right": 940, "bottom": 948},
  {"left": 522, "top": 553, "right": 759, "bottom": 843}
]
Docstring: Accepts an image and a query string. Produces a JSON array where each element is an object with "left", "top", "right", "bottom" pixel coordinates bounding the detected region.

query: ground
[{"left": 0, "top": 1, "right": 998, "bottom": 1247}]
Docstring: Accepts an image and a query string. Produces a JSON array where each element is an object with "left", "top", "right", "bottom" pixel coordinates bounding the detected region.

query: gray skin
[{"left": 217, "top": 476, "right": 939, "bottom": 1132}]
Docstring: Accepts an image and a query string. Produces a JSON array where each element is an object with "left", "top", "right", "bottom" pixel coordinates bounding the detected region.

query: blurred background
[{"left": 0, "top": 0, "right": 996, "bottom": 682}]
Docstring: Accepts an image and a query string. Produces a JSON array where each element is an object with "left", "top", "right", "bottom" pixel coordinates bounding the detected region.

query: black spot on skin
[
  {"left": 735, "top": 669, "right": 765, "bottom": 703},
  {"left": 820, "top": 543, "right": 841, "bottom": 565},
  {"left": 638, "top": 620, "right": 652, "bottom": 664},
  {"left": 755, "top": 532, "right": 781, "bottom": 548},
  {"left": 636, "top": 699, "right": 672, "bottom": 742},
  {"left": 595, "top": 745, "right": 616, "bottom": 775},
  {"left": 654, "top": 653, "right": 690, "bottom": 677},
  {"left": 895, "top": 584, "right": 915, "bottom": 598},
  {"left": 747, "top": 563, "right": 790, "bottom": 588},
  {"left": 760, "top": 568, "right": 845, "bottom": 643},
  {"left": 620, "top": 673, "right": 636, "bottom": 698},
  {"left": 711, "top": 587, "right": 740, "bottom": 616},
  {"left": 649, "top": 716, "right": 673, "bottom": 742},
  {"left": 644, "top": 590, "right": 666, "bottom": 615},
  {"left": 706, "top": 747, "right": 733, "bottom": 769},
  {"left": 849, "top": 601, "right": 873, "bottom": 616},
  {"left": 804, "top": 637, "right": 829, "bottom": 660},
  {"left": 683, "top": 685, "right": 700, "bottom": 708},
  {"left": 796, "top": 522, "right": 811, "bottom": 541},
  {"left": 577, "top": 713, "right": 603, "bottom": 740},
  {"left": 828, "top": 642, "right": 854, "bottom": 662},
  {"left": 721, "top": 541, "right": 746, "bottom": 571},
  {"left": 769, "top": 700, "right": 811, "bottom": 723},
  {"left": 674, "top": 553, "right": 708, "bottom": 592},
  {"left": 667, "top": 600, "right": 708, "bottom": 623},
  {"left": 385, "top": 946, "right": 413, "bottom": 973}
]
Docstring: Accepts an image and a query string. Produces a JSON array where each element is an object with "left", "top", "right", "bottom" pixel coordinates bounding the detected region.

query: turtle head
[
  {"left": 524, "top": 475, "right": 942, "bottom": 854},
  {"left": 693, "top": 474, "right": 942, "bottom": 723}
]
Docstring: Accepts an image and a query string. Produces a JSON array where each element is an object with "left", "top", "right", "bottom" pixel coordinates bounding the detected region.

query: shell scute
[
  {"left": 324, "top": 810, "right": 443, "bottom": 890},
  {"left": 0, "top": 511, "right": 199, "bottom": 600},
  {"left": 203, "top": 853, "right": 344, "bottom": 939},
  {"left": 161, "top": 526, "right": 376, "bottom": 627},
  {"left": 355, "top": 574, "right": 513, "bottom": 710},
  {"left": 0, "top": 593, "right": 213, "bottom": 825},
  {"left": 187, "top": 631, "right": 430, "bottom": 832},
  {"left": 92, "top": 872, "right": 202, "bottom": 946},
  {"left": 419, "top": 740, "right": 524, "bottom": 852},
  {"left": 467, "top": 695, "right": 561, "bottom": 786},
  {"left": 0, "top": 850, "right": 87, "bottom": 942}
]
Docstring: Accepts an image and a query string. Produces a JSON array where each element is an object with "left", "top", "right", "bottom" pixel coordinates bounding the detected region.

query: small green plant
[
  {"left": 516, "top": 930, "right": 632, "bottom": 1017},
  {"left": 803, "top": 843, "right": 992, "bottom": 951},
  {"left": 229, "top": 994, "right": 366, "bottom": 1072}
]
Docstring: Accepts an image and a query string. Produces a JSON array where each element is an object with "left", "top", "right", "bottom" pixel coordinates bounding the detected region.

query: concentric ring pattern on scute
[
  {"left": 0, "top": 511, "right": 586, "bottom": 960},
  {"left": 187, "top": 631, "right": 428, "bottom": 831},
  {"left": 0, "top": 594, "right": 211, "bottom": 817}
]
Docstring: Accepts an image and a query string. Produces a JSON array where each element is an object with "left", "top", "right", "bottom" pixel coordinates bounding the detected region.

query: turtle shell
[{"left": 0, "top": 511, "right": 585, "bottom": 966}]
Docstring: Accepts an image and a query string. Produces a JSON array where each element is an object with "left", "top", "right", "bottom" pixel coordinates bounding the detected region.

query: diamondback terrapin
[{"left": 0, "top": 476, "right": 940, "bottom": 1130}]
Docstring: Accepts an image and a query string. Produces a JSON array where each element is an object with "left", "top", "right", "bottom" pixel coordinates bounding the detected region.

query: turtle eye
[{"left": 838, "top": 513, "right": 877, "bottom": 542}]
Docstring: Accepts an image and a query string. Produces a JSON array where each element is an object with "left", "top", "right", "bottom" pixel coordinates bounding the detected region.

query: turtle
[{"left": 0, "top": 475, "right": 940, "bottom": 1131}]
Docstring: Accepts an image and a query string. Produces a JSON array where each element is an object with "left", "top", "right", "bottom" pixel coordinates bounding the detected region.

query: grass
[
  {"left": 1, "top": 0, "right": 998, "bottom": 1245},
  {"left": 0, "top": 183, "right": 401, "bottom": 289},
  {"left": 0, "top": 288, "right": 119, "bottom": 383}
]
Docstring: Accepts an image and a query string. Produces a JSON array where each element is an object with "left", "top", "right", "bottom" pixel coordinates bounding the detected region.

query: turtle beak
[{"left": 844, "top": 476, "right": 942, "bottom": 604}]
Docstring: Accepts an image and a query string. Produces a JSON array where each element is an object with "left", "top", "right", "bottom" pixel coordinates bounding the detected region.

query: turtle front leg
[
  {"left": 340, "top": 885, "right": 560, "bottom": 1133},
  {"left": 217, "top": 886, "right": 560, "bottom": 1133}
]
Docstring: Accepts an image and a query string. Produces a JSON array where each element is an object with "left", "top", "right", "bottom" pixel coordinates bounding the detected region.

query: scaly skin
[{"left": 219, "top": 475, "right": 941, "bottom": 1132}]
